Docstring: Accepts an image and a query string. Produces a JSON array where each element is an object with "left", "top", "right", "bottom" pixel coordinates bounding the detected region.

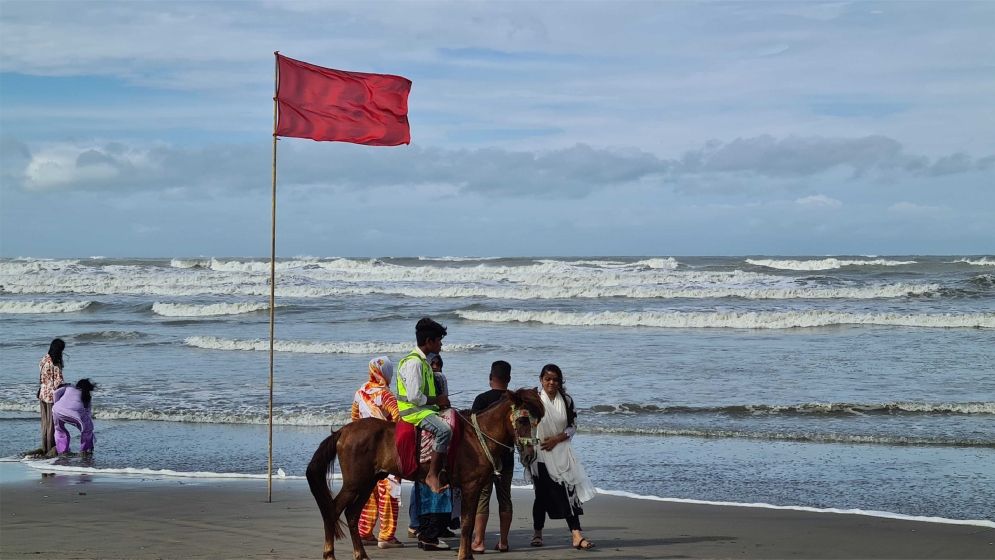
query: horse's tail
[{"left": 306, "top": 429, "right": 347, "bottom": 541}]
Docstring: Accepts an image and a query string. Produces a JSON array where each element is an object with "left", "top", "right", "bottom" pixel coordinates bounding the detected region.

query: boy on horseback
[{"left": 396, "top": 317, "right": 452, "bottom": 494}]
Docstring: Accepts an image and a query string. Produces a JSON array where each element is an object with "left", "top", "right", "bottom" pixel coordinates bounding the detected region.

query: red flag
[{"left": 275, "top": 54, "right": 411, "bottom": 146}]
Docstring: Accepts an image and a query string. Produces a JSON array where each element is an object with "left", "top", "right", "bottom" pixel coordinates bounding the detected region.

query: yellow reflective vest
[{"left": 395, "top": 350, "right": 438, "bottom": 425}]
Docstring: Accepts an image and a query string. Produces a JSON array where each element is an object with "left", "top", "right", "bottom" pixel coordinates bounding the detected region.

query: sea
[{"left": 1, "top": 255, "right": 993, "bottom": 524}]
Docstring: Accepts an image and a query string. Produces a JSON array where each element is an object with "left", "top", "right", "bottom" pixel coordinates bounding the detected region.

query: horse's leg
[
  {"left": 340, "top": 477, "right": 379, "bottom": 560},
  {"left": 307, "top": 432, "right": 345, "bottom": 560},
  {"left": 457, "top": 476, "right": 487, "bottom": 560}
]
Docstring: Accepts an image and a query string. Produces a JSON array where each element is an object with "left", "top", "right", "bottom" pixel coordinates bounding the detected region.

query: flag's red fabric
[{"left": 275, "top": 54, "right": 411, "bottom": 146}]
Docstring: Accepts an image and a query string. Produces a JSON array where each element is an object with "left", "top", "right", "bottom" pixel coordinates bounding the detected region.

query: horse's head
[{"left": 507, "top": 387, "right": 544, "bottom": 453}]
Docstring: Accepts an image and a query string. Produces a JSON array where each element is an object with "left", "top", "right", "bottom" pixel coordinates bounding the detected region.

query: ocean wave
[
  {"left": 22, "top": 460, "right": 308, "bottom": 480},
  {"left": 2, "top": 400, "right": 990, "bottom": 449},
  {"left": 417, "top": 256, "right": 503, "bottom": 262},
  {"left": 582, "top": 426, "right": 995, "bottom": 448},
  {"left": 271, "top": 282, "right": 938, "bottom": 300},
  {"left": 968, "top": 274, "right": 994, "bottom": 289},
  {"left": 184, "top": 336, "right": 483, "bottom": 354},
  {"left": 953, "top": 257, "right": 995, "bottom": 266},
  {"left": 0, "top": 300, "right": 93, "bottom": 314},
  {"left": 151, "top": 302, "right": 269, "bottom": 317},
  {"left": 0, "top": 400, "right": 351, "bottom": 426},
  {"left": 169, "top": 258, "right": 210, "bottom": 269},
  {"left": 69, "top": 330, "right": 148, "bottom": 343},
  {"left": 1, "top": 258, "right": 941, "bottom": 300},
  {"left": 591, "top": 490, "right": 995, "bottom": 528},
  {"left": 456, "top": 309, "right": 995, "bottom": 329},
  {"left": 747, "top": 258, "right": 917, "bottom": 271},
  {"left": 587, "top": 401, "right": 995, "bottom": 416}
]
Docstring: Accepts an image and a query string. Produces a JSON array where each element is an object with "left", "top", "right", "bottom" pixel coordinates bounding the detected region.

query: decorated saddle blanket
[{"left": 394, "top": 408, "right": 462, "bottom": 478}]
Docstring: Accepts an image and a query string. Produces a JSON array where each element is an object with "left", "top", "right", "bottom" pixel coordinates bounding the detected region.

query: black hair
[
  {"left": 539, "top": 363, "right": 564, "bottom": 389},
  {"left": 490, "top": 360, "right": 511, "bottom": 384},
  {"left": 430, "top": 354, "right": 443, "bottom": 368},
  {"left": 415, "top": 317, "right": 447, "bottom": 346},
  {"left": 47, "top": 338, "right": 66, "bottom": 369},
  {"left": 75, "top": 378, "right": 98, "bottom": 408},
  {"left": 539, "top": 363, "right": 575, "bottom": 425}
]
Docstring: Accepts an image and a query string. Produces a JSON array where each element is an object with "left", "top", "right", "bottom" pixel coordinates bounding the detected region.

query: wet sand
[{"left": 1, "top": 463, "right": 992, "bottom": 559}]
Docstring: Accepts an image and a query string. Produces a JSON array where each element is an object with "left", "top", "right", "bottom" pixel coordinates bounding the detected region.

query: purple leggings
[{"left": 53, "top": 410, "right": 94, "bottom": 453}]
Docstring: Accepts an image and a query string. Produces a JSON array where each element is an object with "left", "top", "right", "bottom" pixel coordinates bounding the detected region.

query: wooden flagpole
[{"left": 268, "top": 51, "right": 279, "bottom": 503}]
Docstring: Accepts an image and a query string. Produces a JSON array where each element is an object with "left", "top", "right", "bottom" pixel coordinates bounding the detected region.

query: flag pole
[{"left": 267, "top": 51, "right": 279, "bottom": 503}]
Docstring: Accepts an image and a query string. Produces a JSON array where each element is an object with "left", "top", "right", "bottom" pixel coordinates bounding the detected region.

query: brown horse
[{"left": 306, "top": 387, "right": 544, "bottom": 560}]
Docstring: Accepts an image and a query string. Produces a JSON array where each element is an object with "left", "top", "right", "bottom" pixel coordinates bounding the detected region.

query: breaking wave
[
  {"left": 69, "top": 331, "right": 148, "bottom": 343},
  {"left": 151, "top": 302, "right": 269, "bottom": 317},
  {"left": 587, "top": 401, "right": 995, "bottom": 416},
  {"left": 747, "top": 258, "right": 917, "bottom": 271},
  {"left": 953, "top": 257, "right": 995, "bottom": 266},
  {"left": 582, "top": 426, "right": 995, "bottom": 448},
  {"left": 0, "top": 400, "right": 351, "bottom": 426},
  {"left": 456, "top": 309, "right": 995, "bottom": 329},
  {"left": 184, "top": 336, "right": 483, "bottom": 354},
  {"left": 1, "top": 258, "right": 939, "bottom": 300},
  {"left": 22, "top": 461, "right": 307, "bottom": 480},
  {"left": 0, "top": 300, "right": 93, "bottom": 314}
]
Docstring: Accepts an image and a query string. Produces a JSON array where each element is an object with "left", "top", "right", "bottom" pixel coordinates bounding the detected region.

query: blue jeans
[{"left": 418, "top": 413, "right": 451, "bottom": 453}]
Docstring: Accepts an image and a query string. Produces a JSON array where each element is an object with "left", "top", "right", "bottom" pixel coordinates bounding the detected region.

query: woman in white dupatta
[{"left": 524, "top": 364, "right": 596, "bottom": 550}]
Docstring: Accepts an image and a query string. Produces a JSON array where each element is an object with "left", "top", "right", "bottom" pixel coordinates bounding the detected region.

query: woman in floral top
[{"left": 38, "top": 338, "right": 65, "bottom": 455}]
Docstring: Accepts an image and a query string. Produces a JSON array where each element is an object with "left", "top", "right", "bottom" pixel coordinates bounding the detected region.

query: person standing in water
[{"left": 36, "top": 338, "right": 65, "bottom": 456}]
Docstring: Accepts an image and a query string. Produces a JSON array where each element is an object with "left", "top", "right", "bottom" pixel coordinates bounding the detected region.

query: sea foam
[
  {"left": 0, "top": 300, "right": 93, "bottom": 314},
  {"left": 0, "top": 401, "right": 353, "bottom": 426},
  {"left": 456, "top": 309, "right": 995, "bottom": 329},
  {"left": 1, "top": 258, "right": 939, "bottom": 300},
  {"left": 747, "top": 258, "right": 917, "bottom": 270},
  {"left": 152, "top": 302, "right": 269, "bottom": 317},
  {"left": 184, "top": 336, "right": 483, "bottom": 354},
  {"left": 953, "top": 257, "right": 995, "bottom": 266},
  {"left": 591, "top": 489, "right": 995, "bottom": 528},
  {"left": 587, "top": 401, "right": 995, "bottom": 416}
]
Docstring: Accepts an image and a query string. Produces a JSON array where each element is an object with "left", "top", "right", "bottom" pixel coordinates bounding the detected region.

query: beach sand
[{"left": 1, "top": 463, "right": 992, "bottom": 560}]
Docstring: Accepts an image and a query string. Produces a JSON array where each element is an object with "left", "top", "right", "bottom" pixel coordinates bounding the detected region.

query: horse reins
[{"left": 459, "top": 405, "right": 538, "bottom": 476}]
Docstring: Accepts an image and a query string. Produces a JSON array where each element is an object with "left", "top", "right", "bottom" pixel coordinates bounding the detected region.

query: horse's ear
[{"left": 506, "top": 389, "right": 521, "bottom": 405}]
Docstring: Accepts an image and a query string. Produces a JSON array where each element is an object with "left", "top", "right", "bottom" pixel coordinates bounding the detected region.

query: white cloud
[
  {"left": 20, "top": 143, "right": 159, "bottom": 191},
  {"left": 887, "top": 201, "right": 948, "bottom": 215},
  {"left": 2, "top": 1, "right": 994, "bottom": 256},
  {"left": 795, "top": 194, "right": 842, "bottom": 209},
  {"left": 5, "top": 136, "right": 991, "bottom": 200}
]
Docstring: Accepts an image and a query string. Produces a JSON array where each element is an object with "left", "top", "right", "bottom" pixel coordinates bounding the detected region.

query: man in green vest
[{"left": 396, "top": 317, "right": 452, "bottom": 493}]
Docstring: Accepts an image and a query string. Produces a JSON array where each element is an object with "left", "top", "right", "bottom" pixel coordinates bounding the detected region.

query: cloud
[
  {"left": 887, "top": 201, "right": 949, "bottom": 215},
  {"left": 795, "top": 194, "right": 842, "bottom": 209},
  {"left": 674, "top": 135, "right": 931, "bottom": 178},
  {"left": 3, "top": 135, "right": 991, "bottom": 199}
]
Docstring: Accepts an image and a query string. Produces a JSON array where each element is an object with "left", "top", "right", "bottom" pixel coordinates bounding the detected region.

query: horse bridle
[{"left": 464, "top": 404, "right": 539, "bottom": 476}]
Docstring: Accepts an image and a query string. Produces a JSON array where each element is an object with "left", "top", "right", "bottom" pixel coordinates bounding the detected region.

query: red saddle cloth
[{"left": 394, "top": 408, "right": 462, "bottom": 479}]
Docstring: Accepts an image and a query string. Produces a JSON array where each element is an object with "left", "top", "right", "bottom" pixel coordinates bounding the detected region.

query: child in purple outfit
[{"left": 52, "top": 378, "right": 98, "bottom": 455}]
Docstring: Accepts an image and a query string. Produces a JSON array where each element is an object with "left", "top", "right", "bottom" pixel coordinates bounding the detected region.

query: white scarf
[{"left": 528, "top": 389, "right": 596, "bottom": 506}]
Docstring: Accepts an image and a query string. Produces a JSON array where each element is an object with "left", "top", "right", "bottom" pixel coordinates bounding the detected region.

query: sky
[{"left": 1, "top": 0, "right": 993, "bottom": 258}]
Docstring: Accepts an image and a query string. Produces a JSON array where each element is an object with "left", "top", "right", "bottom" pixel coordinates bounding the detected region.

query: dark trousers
[
  {"left": 39, "top": 400, "right": 55, "bottom": 453},
  {"left": 533, "top": 500, "right": 581, "bottom": 531}
]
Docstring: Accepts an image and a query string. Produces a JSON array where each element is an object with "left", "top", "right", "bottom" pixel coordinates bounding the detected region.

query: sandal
[
  {"left": 494, "top": 543, "right": 509, "bottom": 552},
  {"left": 530, "top": 536, "right": 543, "bottom": 547},
  {"left": 471, "top": 545, "right": 486, "bottom": 554},
  {"left": 574, "top": 538, "right": 596, "bottom": 550}
]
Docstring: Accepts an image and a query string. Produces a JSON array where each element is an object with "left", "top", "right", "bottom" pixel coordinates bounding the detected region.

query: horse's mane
[{"left": 468, "top": 387, "right": 544, "bottom": 421}]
